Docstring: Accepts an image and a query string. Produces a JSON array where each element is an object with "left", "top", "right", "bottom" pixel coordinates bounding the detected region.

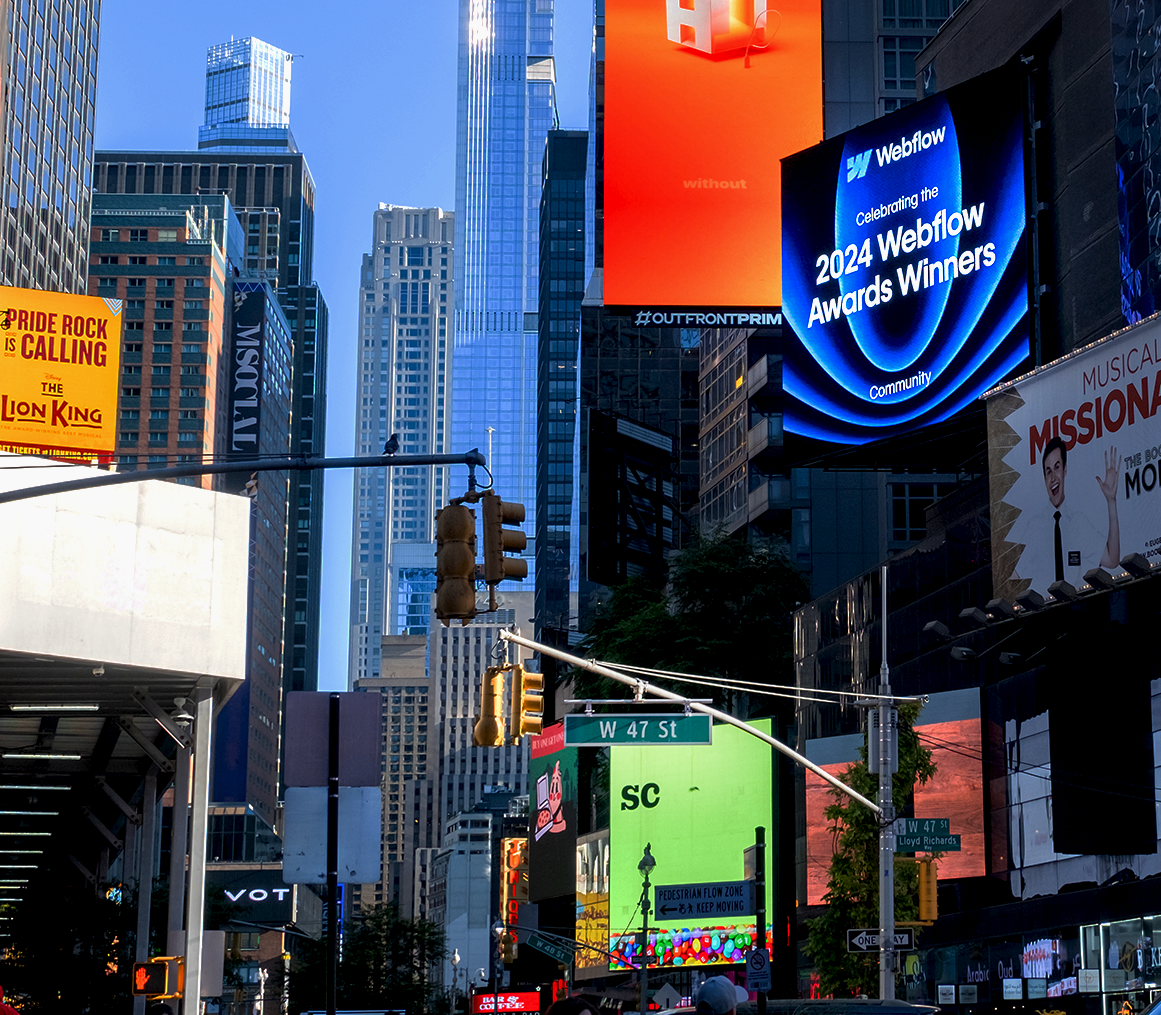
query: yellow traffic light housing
[
  {"left": 509, "top": 665, "right": 544, "bottom": 742},
  {"left": 918, "top": 858, "right": 938, "bottom": 922},
  {"left": 473, "top": 666, "right": 506, "bottom": 747},
  {"left": 501, "top": 932, "right": 518, "bottom": 964},
  {"left": 435, "top": 502, "right": 478, "bottom": 626},
  {"left": 481, "top": 491, "right": 527, "bottom": 596}
]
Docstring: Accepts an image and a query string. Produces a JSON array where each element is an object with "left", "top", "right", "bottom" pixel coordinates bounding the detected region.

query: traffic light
[
  {"left": 435, "top": 502, "right": 478, "bottom": 626},
  {"left": 132, "top": 961, "right": 169, "bottom": 996},
  {"left": 473, "top": 666, "right": 506, "bottom": 747},
  {"left": 918, "top": 858, "right": 938, "bottom": 922},
  {"left": 509, "top": 665, "right": 544, "bottom": 742},
  {"left": 501, "top": 932, "right": 518, "bottom": 964},
  {"left": 481, "top": 491, "right": 527, "bottom": 586}
]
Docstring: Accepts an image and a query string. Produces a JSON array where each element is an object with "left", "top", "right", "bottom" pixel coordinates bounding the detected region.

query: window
[
  {"left": 127, "top": 277, "right": 145, "bottom": 287},
  {"left": 187, "top": 257, "right": 205, "bottom": 265},
  {"left": 156, "top": 278, "right": 174, "bottom": 288},
  {"left": 181, "top": 344, "right": 201, "bottom": 353},
  {"left": 153, "top": 344, "right": 172, "bottom": 355},
  {"left": 180, "top": 387, "right": 200, "bottom": 398},
  {"left": 148, "top": 432, "right": 167, "bottom": 444},
  {"left": 120, "top": 409, "right": 139, "bottom": 420},
  {"left": 157, "top": 256, "right": 176, "bottom": 266},
  {"left": 882, "top": 36, "right": 925, "bottom": 92},
  {"left": 154, "top": 322, "right": 172, "bottom": 332},
  {"left": 154, "top": 300, "right": 173, "bottom": 310},
  {"left": 185, "top": 278, "right": 204, "bottom": 288},
  {"left": 177, "top": 432, "right": 200, "bottom": 443},
  {"left": 125, "top": 300, "right": 144, "bottom": 310},
  {"left": 129, "top": 229, "right": 148, "bottom": 242},
  {"left": 179, "top": 410, "right": 199, "bottom": 420},
  {"left": 120, "top": 432, "right": 139, "bottom": 442},
  {"left": 158, "top": 229, "right": 178, "bottom": 242},
  {"left": 181, "top": 366, "right": 202, "bottom": 376},
  {"left": 122, "top": 387, "right": 141, "bottom": 397},
  {"left": 151, "top": 365, "right": 169, "bottom": 375},
  {"left": 184, "top": 302, "right": 204, "bottom": 312},
  {"left": 151, "top": 387, "right": 170, "bottom": 398},
  {"left": 100, "top": 229, "right": 119, "bottom": 242},
  {"left": 123, "top": 342, "right": 143, "bottom": 353},
  {"left": 150, "top": 409, "right": 169, "bottom": 420},
  {"left": 97, "top": 278, "right": 117, "bottom": 288},
  {"left": 98, "top": 255, "right": 119, "bottom": 265},
  {"left": 127, "top": 256, "right": 147, "bottom": 265},
  {"left": 123, "top": 365, "right": 141, "bottom": 375}
]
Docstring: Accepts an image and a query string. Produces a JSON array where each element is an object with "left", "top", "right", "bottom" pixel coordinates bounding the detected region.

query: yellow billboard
[{"left": 0, "top": 285, "right": 122, "bottom": 461}]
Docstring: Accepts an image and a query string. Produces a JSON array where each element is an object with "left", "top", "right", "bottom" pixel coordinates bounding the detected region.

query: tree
[
  {"left": 803, "top": 702, "right": 937, "bottom": 997},
  {"left": 288, "top": 902, "right": 446, "bottom": 1015},
  {"left": 577, "top": 533, "right": 808, "bottom": 714}
]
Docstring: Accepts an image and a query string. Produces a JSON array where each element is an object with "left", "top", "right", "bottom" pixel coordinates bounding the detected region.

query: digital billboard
[
  {"left": 782, "top": 66, "right": 1029, "bottom": 453},
  {"left": 0, "top": 285, "right": 122, "bottom": 461},
  {"left": 528, "top": 723, "right": 578, "bottom": 903},
  {"left": 575, "top": 831, "right": 610, "bottom": 979},
  {"left": 603, "top": 0, "right": 822, "bottom": 310},
  {"left": 986, "top": 312, "right": 1161, "bottom": 601},
  {"left": 609, "top": 720, "right": 772, "bottom": 970}
]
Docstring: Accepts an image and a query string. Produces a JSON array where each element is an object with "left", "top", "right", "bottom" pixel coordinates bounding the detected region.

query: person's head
[
  {"left": 545, "top": 998, "right": 598, "bottom": 1015},
  {"left": 1042, "top": 436, "right": 1068, "bottom": 508},
  {"left": 696, "top": 975, "right": 747, "bottom": 1015},
  {"left": 146, "top": 1003, "right": 174, "bottom": 1015}
]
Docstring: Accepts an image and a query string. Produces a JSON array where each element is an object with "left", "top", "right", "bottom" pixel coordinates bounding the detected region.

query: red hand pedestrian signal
[{"left": 131, "top": 961, "right": 169, "bottom": 995}]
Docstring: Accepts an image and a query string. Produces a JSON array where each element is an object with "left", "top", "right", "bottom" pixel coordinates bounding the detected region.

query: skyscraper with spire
[{"left": 451, "top": 0, "right": 555, "bottom": 579}]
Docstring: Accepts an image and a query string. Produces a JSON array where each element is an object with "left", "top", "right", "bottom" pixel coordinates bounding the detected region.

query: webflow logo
[{"left": 846, "top": 150, "right": 872, "bottom": 182}]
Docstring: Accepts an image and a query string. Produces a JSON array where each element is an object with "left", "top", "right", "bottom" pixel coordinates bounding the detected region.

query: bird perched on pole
[{"left": 383, "top": 433, "right": 400, "bottom": 456}]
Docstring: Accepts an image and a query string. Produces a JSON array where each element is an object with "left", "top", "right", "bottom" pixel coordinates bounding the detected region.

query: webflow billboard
[
  {"left": 0, "top": 285, "right": 122, "bottom": 461},
  {"left": 782, "top": 66, "right": 1029, "bottom": 452},
  {"left": 608, "top": 720, "right": 771, "bottom": 970},
  {"left": 604, "top": 0, "right": 822, "bottom": 310},
  {"left": 987, "top": 313, "right": 1161, "bottom": 601}
]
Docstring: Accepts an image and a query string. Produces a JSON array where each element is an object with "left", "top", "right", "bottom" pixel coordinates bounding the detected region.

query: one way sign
[{"left": 846, "top": 929, "right": 914, "bottom": 952}]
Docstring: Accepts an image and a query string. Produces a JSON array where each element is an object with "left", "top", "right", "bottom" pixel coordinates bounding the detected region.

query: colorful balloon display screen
[{"left": 608, "top": 720, "right": 773, "bottom": 970}]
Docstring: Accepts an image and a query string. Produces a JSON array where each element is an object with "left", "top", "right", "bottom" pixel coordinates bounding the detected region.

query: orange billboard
[
  {"left": 604, "top": 0, "right": 822, "bottom": 308},
  {"left": 0, "top": 285, "right": 122, "bottom": 461}
]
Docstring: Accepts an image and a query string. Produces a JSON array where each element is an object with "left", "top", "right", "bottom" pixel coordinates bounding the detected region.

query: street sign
[
  {"left": 563, "top": 713, "right": 712, "bottom": 747},
  {"left": 894, "top": 818, "right": 960, "bottom": 852},
  {"left": 846, "top": 929, "right": 914, "bottom": 952},
  {"left": 746, "top": 948, "right": 772, "bottom": 991},
  {"left": 526, "top": 932, "right": 575, "bottom": 967},
  {"left": 653, "top": 985, "right": 682, "bottom": 1009},
  {"left": 654, "top": 880, "right": 755, "bottom": 922}
]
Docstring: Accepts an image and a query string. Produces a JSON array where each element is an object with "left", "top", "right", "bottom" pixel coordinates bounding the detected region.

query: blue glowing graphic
[{"left": 782, "top": 67, "right": 1030, "bottom": 447}]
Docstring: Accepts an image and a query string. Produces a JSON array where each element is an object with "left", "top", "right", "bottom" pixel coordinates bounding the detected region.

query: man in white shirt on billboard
[{"left": 1035, "top": 435, "right": 1121, "bottom": 592}]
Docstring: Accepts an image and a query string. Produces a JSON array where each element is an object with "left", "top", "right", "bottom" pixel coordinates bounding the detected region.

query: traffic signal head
[
  {"left": 509, "top": 665, "right": 544, "bottom": 742},
  {"left": 481, "top": 491, "right": 528, "bottom": 585},
  {"left": 132, "top": 961, "right": 169, "bottom": 996},
  {"left": 501, "top": 932, "right": 518, "bottom": 964},
  {"left": 918, "top": 858, "right": 938, "bottom": 922},
  {"left": 473, "top": 667, "right": 506, "bottom": 747},
  {"left": 435, "top": 503, "right": 478, "bottom": 626}
]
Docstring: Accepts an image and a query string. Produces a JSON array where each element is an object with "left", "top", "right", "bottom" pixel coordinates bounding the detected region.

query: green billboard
[{"left": 608, "top": 719, "right": 773, "bottom": 970}]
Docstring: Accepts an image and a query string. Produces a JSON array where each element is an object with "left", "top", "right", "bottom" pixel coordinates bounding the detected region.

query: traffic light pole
[{"left": 498, "top": 628, "right": 916, "bottom": 998}]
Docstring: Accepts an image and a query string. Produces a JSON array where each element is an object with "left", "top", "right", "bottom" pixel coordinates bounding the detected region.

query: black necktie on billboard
[{"left": 1054, "top": 510, "right": 1064, "bottom": 582}]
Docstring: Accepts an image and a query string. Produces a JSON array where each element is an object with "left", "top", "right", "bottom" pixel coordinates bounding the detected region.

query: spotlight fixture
[
  {"left": 950, "top": 646, "right": 977, "bottom": 661},
  {"left": 958, "top": 606, "right": 989, "bottom": 629},
  {"left": 1121, "top": 552, "right": 1152, "bottom": 578},
  {"left": 1083, "top": 567, "right": 1117, "bottom": 591},
  {"left": 0, "top": 752, "right": 81, "bottom": 761},
  {"left": 172, "top": 698, "right": 194, "bottom": 725},
  {"left": 999, "top": 652, "right": 1023, "bottom": 666},
  {"left": 9, "top": 704, "right": 98, "bottom": 712},
  {"left": 1047, "top": 580, "right": 1079, "bottom": 603},
  {"left": 922, "top": 620, "right": 950, "bottom": 640},
  {"left": 985, "top": 598, "right": 1017, "bottom": 621},
  {"left": 1015, "top": 589, "right": 1046, "bottom": 612}
]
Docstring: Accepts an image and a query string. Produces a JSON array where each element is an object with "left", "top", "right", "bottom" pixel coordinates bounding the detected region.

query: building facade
[
  {"left": 349, "top": 204, "right": 454, "bottom": 686},
  {"left": 200, "top": 36, "right": 293, "bottom": 151},
  {"left": 451, "top": 0, "right": 555, "bottom": 578},
  {"left": 1, "top": 0, "right": 100, "bottom": 293},
  {"left": 94, "top": 144, "right": 328, "bottom": 697}
]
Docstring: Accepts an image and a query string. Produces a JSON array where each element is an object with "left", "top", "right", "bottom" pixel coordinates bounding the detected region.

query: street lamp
[
  {"left": 639, "top": 843, "right": 656, "bottom": 1015},
  {"left": 492, "top": 919, "right": 505, "bottom": 1012},
  {"left": 451, "top": 947, "right": 461, "bottom": 1015}
]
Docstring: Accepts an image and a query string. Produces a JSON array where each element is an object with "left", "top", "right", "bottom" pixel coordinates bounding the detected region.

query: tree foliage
[
  {"left": 288, "top": 902, "right": 445, "bottom": 1015},
  {"left": 577, "top": 533, "right": 808, "bottom": 714},
  {"left": 803, "top": 703, "right": 937, "bottom": 997}
]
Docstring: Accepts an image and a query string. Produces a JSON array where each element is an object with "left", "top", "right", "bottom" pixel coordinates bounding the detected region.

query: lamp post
[
  {"left": 639, "top": 843, "right": 656, "bottom": 1015},
  {"left": 451, "top": 948, "right": 461, "bottom": 1015},
  {"left": 492, "top": 919, "right": 505, "bottom": 1014}
]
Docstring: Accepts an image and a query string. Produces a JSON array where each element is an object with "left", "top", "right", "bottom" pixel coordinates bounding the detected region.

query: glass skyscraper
[
  {"left": 1, "top": 0, "right": 101, "bottom": 293},
  {"left": 452, "top": 0, "right": 555, "bottom": 574},
  {"left": 199, "top": 36, "right": 295, "bottom": 151}
]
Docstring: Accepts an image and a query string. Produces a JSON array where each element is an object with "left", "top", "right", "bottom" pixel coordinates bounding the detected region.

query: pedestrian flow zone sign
[
  {"left": 846, "top": 929, "right": 914, "bottom": 952},
  {"left": 654, "top": 880, "right": 755, "bottom": 922},
  {"left": 563, "top": 713, "right": 712, "bottom": 747}
]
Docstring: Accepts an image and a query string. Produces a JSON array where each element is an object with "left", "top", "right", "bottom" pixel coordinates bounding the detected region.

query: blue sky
[{"left": 94, "top": 1, "right": 594, "bottom": 691}]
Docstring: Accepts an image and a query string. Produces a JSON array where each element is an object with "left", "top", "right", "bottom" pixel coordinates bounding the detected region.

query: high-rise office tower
[
  {"left": 1, "top": 0, "right": 101, "bottom": 293},
  {"left": 202, "top": 37, "right": 291, "bottom": 133},
  {"left": 95, "top": 35, "right": 329, "bottom": 697},
  {"left": 451, "top": 0, "right": 555, "bottom": 574},
  {"left": 349, "top": 205, "right": 454, "bottom": 685}
]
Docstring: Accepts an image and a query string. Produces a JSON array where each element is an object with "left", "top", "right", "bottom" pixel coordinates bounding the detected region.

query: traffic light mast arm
[
  {"left": 498, "top": 629, "right": 881, "bottom": 814},
  {"left": 0, "top": 450, "right": 489, "bottom": 506}
]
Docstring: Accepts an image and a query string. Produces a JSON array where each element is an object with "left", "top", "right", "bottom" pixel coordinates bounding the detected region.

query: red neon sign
[{"left": 471, "top": 992, "right": 541, "bottom": 1013}]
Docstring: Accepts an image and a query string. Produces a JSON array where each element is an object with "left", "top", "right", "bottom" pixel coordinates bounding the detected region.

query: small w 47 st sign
[{"left": 846, "top": 929, "right": 914, "bottom": 952}]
